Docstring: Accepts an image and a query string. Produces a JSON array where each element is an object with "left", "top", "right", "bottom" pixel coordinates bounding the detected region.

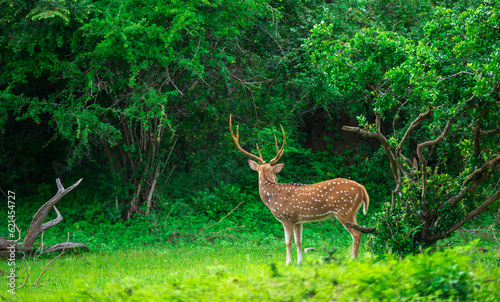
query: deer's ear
[
  {"left": 272, "top": 163, "right": 285, "bottom": 173},
  {"left": 248, "top": 159, "right": 259, "bottom": 171}
]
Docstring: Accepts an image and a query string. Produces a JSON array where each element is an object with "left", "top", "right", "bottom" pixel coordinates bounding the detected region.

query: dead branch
[
  {"left": 345, "top": 223, "right": 378, "bottom": 234},
  {"left": 23, "top": 178, "right": 83, "bottom": 250},
  {"left": 193, "top": 201, "right": 244, "bottom": 240},
  {"left": 36, "top": 233, "right": 70, "bottom": 287},
  {"left": 42, "top": 242, "right": 88, "bottom": 254},
  {"left": 0, "top": 178, "right": 88, "bottom": 258}
]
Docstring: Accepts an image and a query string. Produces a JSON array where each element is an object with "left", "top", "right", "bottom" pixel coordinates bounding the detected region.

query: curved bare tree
[{"left": 0, "top": 178, "right": 88, "bottom": 258}]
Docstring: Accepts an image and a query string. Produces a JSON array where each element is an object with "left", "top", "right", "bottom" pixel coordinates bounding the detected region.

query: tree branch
[
  {"left": 23, "top": 178, "right": 83, "bottom": 250},
  {"left": 436, "top": 70, "right": 474, "bottom": 81},
  {"left": 416, "top": 117, "right": 454, "bottom": 216},
  {"left": 479, "top": 127, "right": 500, "bottom": 136},
  {"left": 42, "top": 242, "right": 88, "bottom": 254},
  {"left": 445, "top": 154, "right": 500, "bottom": 206},
  {"left": 473, "top": 110, "right": 487, "bottom": 156},
  {"left": 345, "top": 223, "right": 378, "bottom": 234},
  {"left": 193, "top": 201, "right": 244, "bottom": 240},
  {"left": 463, "top": 155, "right": 500, "bottom": 187},
  {"left": 40, "top": 206, "right": 63, "bottom": 232},
  {"left": 422, "top": 187, "right": 500, "bottom": 243},
  {"left": 342, "top": 125, "right": 399, "bottom": 186},
  {"left": 396, "top": 109, "right": 433, "bottom": 155},
  {"left": 416, "top": 118, "right": 453, "bottom": 164}
]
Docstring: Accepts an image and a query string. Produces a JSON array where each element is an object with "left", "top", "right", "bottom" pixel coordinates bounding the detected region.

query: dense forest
[{"left": 1, "top": 0, "right": 500, "bottom": 300}]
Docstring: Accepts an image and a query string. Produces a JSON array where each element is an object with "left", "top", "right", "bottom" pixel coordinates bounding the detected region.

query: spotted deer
[{"left": 229, "top": 115, "right": 369, "bottom": 265}]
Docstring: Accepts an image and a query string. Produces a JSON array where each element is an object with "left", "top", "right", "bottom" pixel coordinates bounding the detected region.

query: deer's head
[{"left": 229, "top": 115, "right": 286, "bottom": 182}]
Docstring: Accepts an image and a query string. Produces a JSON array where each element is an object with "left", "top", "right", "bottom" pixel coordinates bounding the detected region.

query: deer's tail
[{"left": 360, "top": 185, "right": 370, "bottom": 215}]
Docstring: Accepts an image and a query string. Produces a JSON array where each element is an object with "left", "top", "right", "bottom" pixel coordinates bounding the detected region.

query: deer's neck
[{"left": 257, "top": 172, "right": 282, "bottom": 205}]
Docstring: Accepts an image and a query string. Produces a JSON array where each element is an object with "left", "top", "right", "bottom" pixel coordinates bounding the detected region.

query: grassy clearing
[
  {"left": 0, "top": 220, "right": 355, "bottom": 300},
  {"left": 2, "top": 241, "right": 275, "bottom": 299},
  {"left": 1, "top": 228, "right": 353, "bottom": 301},
  {"left": 1, "top": 225, "right": 500, "bottom": 301}
]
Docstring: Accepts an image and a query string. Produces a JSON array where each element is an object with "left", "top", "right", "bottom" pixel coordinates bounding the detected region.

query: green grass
[
  {"left": 1, "top": 226, "right": 356, "bottom": 301},
  {"left": 2, "top": 206, "right": 499, "bottom": 301},
  {"left": 7, "top": 242, "right": 280, "bottom": 298},
  {"left": 2, "top": 226, "right": 500, "bottom": 301}
]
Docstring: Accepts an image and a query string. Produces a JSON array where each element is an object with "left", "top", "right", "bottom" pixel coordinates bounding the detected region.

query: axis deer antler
[
  {"left": 269, "top": 125, "right": 286, "bottom": 165},
  {"left": 229, "top": 115, "right": 265, "bottom": 164},
  {"left": 229, "top": 115, "right": 369, "bottom": 265},
  {"left": 229, "top": 115, "right": 286, "bottom": 165}
]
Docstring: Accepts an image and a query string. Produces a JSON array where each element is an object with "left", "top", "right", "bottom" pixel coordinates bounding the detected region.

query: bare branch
[
  {"left": 16, "top": 252, "right": 31, "bottom": 290},
  {"left": 193, "top": 201, "right": 244, "bottom": 240},
  {"left": 42, "top": 242, "right": 88, "bottom": 254},
  {"left": 37, "top": 233, "right": 70, "bottom": 287},
  {"left": 23, "top": 178, "right": 83, "bottom": 250},
  {"left": 40, "top": 206, "right": 63, "bottom": 232},
  {"left": 345, "top": 223, "right": 378, "bottom": 234}
]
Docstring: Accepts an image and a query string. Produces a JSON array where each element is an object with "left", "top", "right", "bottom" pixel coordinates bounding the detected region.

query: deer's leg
[
  {"left": 294, "top": 223, "right": 303, "bottom": 265},
  {"left": 282, "top": 221, "right": 294, "bottom": 265},
  {"left": 336, "top": 215, "right": 362, "bottom": 259},
  {"left": 348, "top": 226, "right": 362, "bottom": 258}
]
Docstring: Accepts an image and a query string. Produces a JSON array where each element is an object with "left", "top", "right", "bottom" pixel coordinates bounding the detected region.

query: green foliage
[
  {"left": 0, "top": 0, "right": 277, "bottom": 216},
  {"left": 1, "top": 0, "right": 499, "bottom": 270},
  {"left": 306, "top": 0, "right": 500, "bottom": 255},
  {"left": 340, "top": 245, "right": 483, "bottom": 301},
  {"left": 193, "top": 183, "right": 249, "bottom": 221},
  {"left": 27, "top": 0, "right": 99, "bottom": 25}
]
